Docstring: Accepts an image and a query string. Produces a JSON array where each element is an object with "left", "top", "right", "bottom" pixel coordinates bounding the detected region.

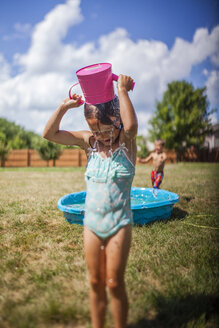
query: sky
[{"left": 0, "top": 0, "right": 219, "bottom": 138}]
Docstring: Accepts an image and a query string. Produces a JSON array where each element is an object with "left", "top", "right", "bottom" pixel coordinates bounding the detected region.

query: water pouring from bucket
[{"left": 69, "top": 63, "right": 135, "bottom": 105}]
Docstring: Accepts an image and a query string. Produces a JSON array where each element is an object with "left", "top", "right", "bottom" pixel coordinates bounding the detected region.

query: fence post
[
  {"left": 78, "top": 150, "right": 81, "bottom": 167},
  {"left": 27, "top": 149, "right": 31, "bottom": 167}
]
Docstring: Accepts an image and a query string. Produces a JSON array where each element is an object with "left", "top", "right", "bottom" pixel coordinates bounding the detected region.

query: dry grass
[{"left": 0, "top": 164, "right": 218, "bottom": 328}]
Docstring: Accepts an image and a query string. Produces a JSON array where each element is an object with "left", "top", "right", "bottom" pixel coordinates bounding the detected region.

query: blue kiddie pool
[{"left": 57, "top": 187, "right": 179, "bottom": 225}]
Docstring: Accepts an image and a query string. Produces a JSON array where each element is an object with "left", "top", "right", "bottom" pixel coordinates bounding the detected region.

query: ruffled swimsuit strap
[
  {"left": 115, "top": 141, "right": 135, "bottom": 168},
  {"left": 87, "top": 137, "right": 98, "bottom": 158},
  {"left": 118, "top": 141, "right": 128, "bottom": 152}
]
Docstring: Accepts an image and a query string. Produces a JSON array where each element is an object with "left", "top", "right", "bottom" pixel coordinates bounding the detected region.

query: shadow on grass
[
  {"left": 170, "top": 206, "right": 188, "bottom": 221},
  {"left": 128, "top": 293, "right": 218, "bottom": 328},
  {"left": 181, "top": 196, "right": 194, "bottom": 203}
]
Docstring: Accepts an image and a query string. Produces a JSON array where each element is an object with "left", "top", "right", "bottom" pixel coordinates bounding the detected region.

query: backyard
[{"left": 0, "top": 163, "right": 218, "bottom": 328}]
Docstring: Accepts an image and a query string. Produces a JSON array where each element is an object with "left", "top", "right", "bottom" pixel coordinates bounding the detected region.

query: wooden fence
[
  {"left": 2, "top": 149, "right": 177, "bottom": 167},
  {"left": 179, "top": 148, "right": 219, "bottom": 162},
  {"left": 3, "top": 149, "right": 87, "bottom": 167},
  {"left": 2, "top": 148, "right": 218, "bottom": 168}
]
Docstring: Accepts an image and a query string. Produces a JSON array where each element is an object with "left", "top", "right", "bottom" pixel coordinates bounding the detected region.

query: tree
[
  {"left": 36, "top": 139, "right": 62, "bottom": 167},
  {"left": 136, "top": 135, "right": 149, "bottom": 158},
  {"left": 0, "top": 118, "right": 42, "bottom": 149},
  {"left": 0, "top": 118, "right": 20, "bottom": 141},
  {"left": 148, "top": 80, "right": 213, "bottom": 160}
]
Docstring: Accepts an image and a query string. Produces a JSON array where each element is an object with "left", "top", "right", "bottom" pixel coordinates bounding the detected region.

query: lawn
[{"left": 0, "top": 163, "right": 218, "bottom": 328}]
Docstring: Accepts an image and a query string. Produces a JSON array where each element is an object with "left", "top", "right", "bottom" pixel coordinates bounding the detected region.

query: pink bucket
[{"left": 69, "top": 63, "right": 135, "bottom": 105}]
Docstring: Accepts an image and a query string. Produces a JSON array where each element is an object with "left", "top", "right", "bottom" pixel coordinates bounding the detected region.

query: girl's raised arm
[
  {"left": 117, "top": 75, "right": 138, "bottom": 139},
  {"left": 43, "top": 95, "right": 90, "bottom": 149}
]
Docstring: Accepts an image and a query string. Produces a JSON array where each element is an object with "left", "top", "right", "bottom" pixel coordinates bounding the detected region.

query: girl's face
[{"left": 87, "top": 118, "right": 120, "bottom": 146}]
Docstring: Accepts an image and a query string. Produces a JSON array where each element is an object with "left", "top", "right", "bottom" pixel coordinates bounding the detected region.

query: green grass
[{"left": 0, "top": 163, "right": 218, "bottom": 328}]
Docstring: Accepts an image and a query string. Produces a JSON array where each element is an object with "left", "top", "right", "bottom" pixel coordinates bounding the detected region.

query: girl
[{"left": 43, "top": 74, "right": 138, "bottom": 328}]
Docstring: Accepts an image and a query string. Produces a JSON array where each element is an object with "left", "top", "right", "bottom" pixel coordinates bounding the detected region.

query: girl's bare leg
[
  {"left": 105, "top": 225, "right": 132, "bottom": 328},
  {"left": 83, "top": 226, "right": 107, "bottom": 328}
]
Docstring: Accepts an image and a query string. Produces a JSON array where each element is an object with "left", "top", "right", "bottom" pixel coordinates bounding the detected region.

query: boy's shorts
[{"left": 151, "top": 170, "right": 164, "bottom": 189}]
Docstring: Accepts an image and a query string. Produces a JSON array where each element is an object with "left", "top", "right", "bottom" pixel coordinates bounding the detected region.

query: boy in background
[{"left": 138, "top": 139, "right": 167, "bottom": 189}]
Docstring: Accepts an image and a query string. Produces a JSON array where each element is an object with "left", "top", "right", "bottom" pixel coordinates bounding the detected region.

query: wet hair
[
  {"left": 84, "top": 95, "right": 122, "bottom": 127},
  {"left": 155, "top": 139, "right": 165, "bottom": 146}
]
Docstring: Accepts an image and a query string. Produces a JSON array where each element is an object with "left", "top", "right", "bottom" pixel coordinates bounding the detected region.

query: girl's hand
[
  {"left": 62, "top": 94, "right": 83, "bottom": 110},
  {"left": 117, "top": 74, "right": 134, "bottom": 92}
]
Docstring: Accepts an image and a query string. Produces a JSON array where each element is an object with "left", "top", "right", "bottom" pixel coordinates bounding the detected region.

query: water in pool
[
  {"left": 131, "top": 189, "right": 171, "bottom": 205},
  {"left": 64, "top": 189, "right": 170, "bottom": 211}
]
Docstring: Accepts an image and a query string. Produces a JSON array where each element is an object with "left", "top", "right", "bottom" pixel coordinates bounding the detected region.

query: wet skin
[{"left": 87, "top": 118, "right": 121, "bottom": 151}]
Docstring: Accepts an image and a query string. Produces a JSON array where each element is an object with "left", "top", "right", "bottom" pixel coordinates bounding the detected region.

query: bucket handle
[
  {"left": 69, "top": 82, "right": 85, "bottom": 104},
  {"left": 112, "top": 74, "right": 135, "bottom": 90}
]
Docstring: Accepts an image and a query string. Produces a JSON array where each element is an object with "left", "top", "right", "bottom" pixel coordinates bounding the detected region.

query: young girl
[{"left": 43, "top": 74, "right": 138, "bottom": 328}]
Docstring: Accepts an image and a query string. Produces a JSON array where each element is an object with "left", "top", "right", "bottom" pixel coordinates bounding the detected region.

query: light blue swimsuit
[{"left": 84, "top": 142, "right": 135, "bottom": 239}]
